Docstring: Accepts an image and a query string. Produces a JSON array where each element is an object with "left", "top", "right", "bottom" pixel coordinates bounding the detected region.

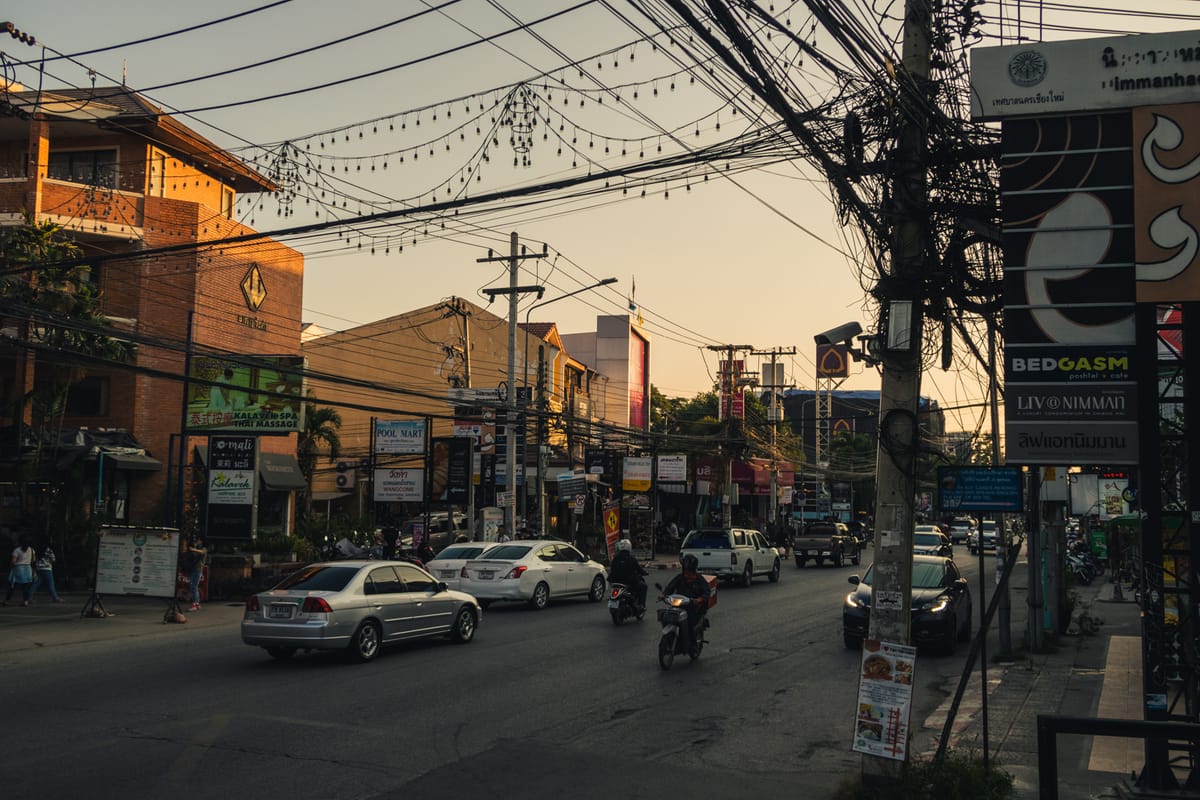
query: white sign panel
[
  {"left": 208, "top": 467, "right": 254, "bottom": 505},
  {"left": 375, "top": 419, "right": 426, "bottom": 454},
  {"left": 656, "top": 454, "right": 687, "bottom": 482},
  {"left": 972, "top": 29, "right": 1200, "bottom": 120},
  {"left": 95, "top": 527, "right": 180, "bottom": 598},
  {"left": 373, "top": 467, "right": 424, "bottom": 502},
  {"left": 851, "top": 640, "right": 917, "bottom": 761}
]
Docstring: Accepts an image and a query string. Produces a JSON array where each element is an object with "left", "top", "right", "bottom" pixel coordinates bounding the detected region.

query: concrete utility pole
[
  {"left": 752, "top": 347, "right": 796, "bottom": 527},
  {"left": 477, "top": 233, "right": 547, "bottom": 536},
  {"left": 707, "top": 344, "right": 753, "bottom": 527},
  {"left": 863, "top": 0, "right": 931, "bottom": 785}
]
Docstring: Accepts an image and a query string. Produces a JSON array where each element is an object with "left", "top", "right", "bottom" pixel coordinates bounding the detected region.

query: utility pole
[
  {"left": 863, "top": 0, "right": 931, "bottom": 786},
  {"left": 708, "top": 344, "right": 753, "bottom": 527},
  {"left": 752, "top": 347, "right": 796, "bottom": 529},
  {"left": 477, "top": 233, "right": 547, "bottom": 536}
]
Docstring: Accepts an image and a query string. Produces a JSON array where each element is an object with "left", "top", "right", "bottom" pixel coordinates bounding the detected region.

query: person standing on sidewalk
[
  {"left": 185, "top": 536, "right": 207, "bottom": 611},
  {"left": 4, "top": 534, "right": 35, "bottom": 606},
  {"left": 30, "top": 538, "right": 63, "bottom": 603}
]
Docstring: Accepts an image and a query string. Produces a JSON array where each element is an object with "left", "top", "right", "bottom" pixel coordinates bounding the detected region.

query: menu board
[
  {"left": 851, "top": 639, "right": 917, "bottom": 761},
  {"left": 95, "top": 527, "right": 180, "bottom": 598}
]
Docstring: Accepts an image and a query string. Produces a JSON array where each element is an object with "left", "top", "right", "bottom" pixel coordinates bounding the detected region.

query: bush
[{"left": 832, "top": 753, "right": 1015, "bottom": 800}]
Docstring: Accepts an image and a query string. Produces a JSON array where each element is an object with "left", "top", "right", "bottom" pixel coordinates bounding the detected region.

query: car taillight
[
  {"left": 301, "top": 597, "right": 333, "bottom": 613},
  {"left": 245, "top": 596, "right": 260, "bottom": 612},
  {"left": 731, "top": 552, "right": 738, "bottom": 565},
  {"left": 504, "top": 565, "right": 527, "bottom": 580},
  {"left": 460, "top": 566, "right": 469, "bottom": 578},
  {"left": 610, "top": 588, "right": 620, "bottom": 599}
]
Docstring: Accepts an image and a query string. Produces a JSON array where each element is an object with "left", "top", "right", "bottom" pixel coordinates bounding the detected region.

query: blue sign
[{"left": 937, "top": 466, "right": 1024, "bottom": 513}]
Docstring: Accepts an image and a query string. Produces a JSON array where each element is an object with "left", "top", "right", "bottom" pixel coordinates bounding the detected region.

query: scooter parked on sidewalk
[
  {"left": 608, "top": 582, "right": 644, "bottom": 625},
  {"left": 655, "top": 583, "right": 709, "bottom": 670}
]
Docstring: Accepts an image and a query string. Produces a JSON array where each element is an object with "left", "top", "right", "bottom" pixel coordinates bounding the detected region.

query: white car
[
  {"left": 425, "top": 541, "right": 499, "bottom": 590},
  {"left": 457, "top": 539, "right": 607, "bottom": 609},
  {"left": 681, "top": 527, "right": 783, "bottom": 585}
]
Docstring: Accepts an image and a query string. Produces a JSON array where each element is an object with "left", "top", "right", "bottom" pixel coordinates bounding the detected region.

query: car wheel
[
  {"left": 843, "top": 633, "right": 861, "bottom": 650},
  {"left": 768, "top": 559, "right": 781, "bottom": 583},
  {"left": 588, "top": 575, "right": 605, "bottom": 602},
  {"left": 529, "top": 582, "right": 550, "bottom": 610},
  {"left": 795, "top": 556, "right": 805, "bottom": 569},
  {"left": 349, "top": 620, "right": 381, "bottom": 662},
  {"left": 658, "top": 632, "right": 676, "bottom": 670},
  {"left": 740, "top": 562, "right": 753, "bottom": 587},
  {"left": 450, "top": 607, "right": 477, "bottom": 643},
  {"left": 265, "top": 646, "right": 295, "bottom": 661}
]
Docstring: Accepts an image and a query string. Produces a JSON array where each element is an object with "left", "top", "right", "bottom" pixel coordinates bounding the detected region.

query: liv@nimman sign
[{"left": 937, "top": 466, "right": 1024, "bottom": 514}]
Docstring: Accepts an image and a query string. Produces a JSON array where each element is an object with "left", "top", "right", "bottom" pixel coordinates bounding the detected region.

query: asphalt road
[{"left": 0, "top": 545, "right": 1001, "bottom": 799}]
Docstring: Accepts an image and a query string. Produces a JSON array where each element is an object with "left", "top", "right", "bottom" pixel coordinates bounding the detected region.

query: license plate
[
  {"left": 478, "top": 571, "right": 494, "bottom": 580},
  {"left": 440, "top": 570, "right": 456, "bottom": 578},
  {"left": 608, "top": 600, "right": 620, "bottom": 609},
  {"left": 269, "top": 605, "right": 292, "bottom": 619}
]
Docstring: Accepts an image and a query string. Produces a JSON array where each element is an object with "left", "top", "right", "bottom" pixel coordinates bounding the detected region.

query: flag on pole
[{"left": 628, "top": 276, "right": 637, "bottom": 312}]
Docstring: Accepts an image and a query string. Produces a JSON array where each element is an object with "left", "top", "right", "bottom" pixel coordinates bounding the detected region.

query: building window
[
  {"left": 221, "top": 187, "right": 235, "bottom": 219},
  {"left": 149, "top": 149, "right": 167, "bottom": 197},
  {"left": 65, "top": 377, "right": 109, "bottom": 416},
  {"left": 47, "top": 148, "right": 118, "bottom": 188}
]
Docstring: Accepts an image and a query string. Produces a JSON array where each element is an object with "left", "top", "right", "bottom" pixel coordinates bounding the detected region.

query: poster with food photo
[{"left": 851, "top": 639, "right": 917, "bottom": 761}]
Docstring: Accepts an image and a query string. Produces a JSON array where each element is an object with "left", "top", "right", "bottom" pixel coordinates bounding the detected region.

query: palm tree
[{"left": 297, "top": 399, "right": 342, "bottom": 514}]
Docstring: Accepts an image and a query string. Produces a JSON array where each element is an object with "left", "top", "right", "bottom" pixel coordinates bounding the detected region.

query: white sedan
[
  {"left": 425, "top": 541, "right": 498, "bottom": 590},
  {"left": 457, "top": 539, "right": 607, "bottom": 609}
]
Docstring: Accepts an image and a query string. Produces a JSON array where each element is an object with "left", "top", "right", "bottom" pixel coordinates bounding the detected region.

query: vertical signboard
[
  {"left": 629, "top": 332, "right": 649, "bottom": 429},
  {"left": 432, "top": 436, "right": 472, "bottom": 504},
  {"left": 851, "top": 640, "right": 917, "bottom": 761},
  {"left": 206, "top": 435, "right": 256, "bottom": 542},
  {"left": 999, "top": 112, "right": 1139, "bottom": 463}
]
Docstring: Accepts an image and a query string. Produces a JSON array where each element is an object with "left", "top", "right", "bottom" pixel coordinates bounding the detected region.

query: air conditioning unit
[{"left": 335, "top": 460, "right": 356, "bottom": 489}]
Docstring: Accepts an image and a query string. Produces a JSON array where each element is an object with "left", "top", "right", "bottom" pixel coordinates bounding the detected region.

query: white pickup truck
[{"left": 679, "top": 527, "right": 782, "bottom": 587}]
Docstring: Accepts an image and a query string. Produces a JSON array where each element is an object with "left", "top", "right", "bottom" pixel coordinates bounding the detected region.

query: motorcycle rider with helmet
[
  {"left": 660, "top": 554, "right": 711, "bottom": 653},
  {"left": 607, "top": 539, "right": 648, "bottom": 611}
]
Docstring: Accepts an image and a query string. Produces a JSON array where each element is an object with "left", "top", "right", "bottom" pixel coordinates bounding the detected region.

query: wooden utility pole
[
  {"left": 477, "top": 233, "right": 547, "bottom": 536},
  {"left": 863, "top": 0, "right": 931, "bottom": 785},
  {"left": 707, "top": 344, "right": 753, "bottom": 527}
]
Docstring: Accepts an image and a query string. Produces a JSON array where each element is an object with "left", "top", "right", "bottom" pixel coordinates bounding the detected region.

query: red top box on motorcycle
[{"left": 703, "top": 574, "right": 718, "bottom": 608}]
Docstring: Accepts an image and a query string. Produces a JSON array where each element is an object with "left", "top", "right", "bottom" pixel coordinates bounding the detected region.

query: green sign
[{"left": 187, "top": 355, "right": 303, "bottom": 433}]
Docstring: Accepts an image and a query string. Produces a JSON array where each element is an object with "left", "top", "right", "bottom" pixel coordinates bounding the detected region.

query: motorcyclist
[
  {"left": 661, "top": 554, "right": 711, "bottom": 653},
  {"left": 607, "top": 539, "right": 648, "bottom": 611}
]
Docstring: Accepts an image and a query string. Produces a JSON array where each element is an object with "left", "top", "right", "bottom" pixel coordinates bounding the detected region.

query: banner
[
  {"left": 851, "top": 640, "right": 917, "bottom": 761},
  {"left": 603, "top": 499, "right": 622, "bottom": 561},
  {"left": 187, "top": 356, "right": 303, "bottom": 433}
]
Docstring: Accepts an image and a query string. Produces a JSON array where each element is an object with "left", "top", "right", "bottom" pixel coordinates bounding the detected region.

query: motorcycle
[
  {"left": 655, "top": 583, "right": 709, "bottom": 670},
  {"left": 1066, "top": 549, "right": 1095, "bottom": 585},
  {"left": 608, "top": 582, "right": 644, "bottom": 625}
]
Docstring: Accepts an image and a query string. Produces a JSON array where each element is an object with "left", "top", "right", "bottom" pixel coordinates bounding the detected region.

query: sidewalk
[
  {"left": 1, "top": 590, "right": 244, "bottom": 653},
  {"left": 919, "top": 549, "right": 1144, "bottom": 800}
]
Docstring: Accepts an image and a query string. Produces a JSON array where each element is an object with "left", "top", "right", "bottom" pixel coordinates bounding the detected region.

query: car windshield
[
  {"left": 274, "top": 565, "right": 358, "bottom": 591},
  {"left": 476, "top": 545, "right": 531, "bottom": 560},
  {"left": 861, "top": 562, "right": 946, "bottom": 589},
  {"left": 914, "top": 533, "right": 943, "bottom": 547},
  {"left": 980, "top": 521, "right": 997, "bottom": 532},
  {"left": 434, "top": 545, "right": 490, "bottom": 560},
  {"left": 682, "top": 531, "right": 730, "bottom": 549}
]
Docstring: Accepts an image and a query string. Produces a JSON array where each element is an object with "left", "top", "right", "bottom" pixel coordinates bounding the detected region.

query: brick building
[{"left": 0, "top": 86, "right": 303, "bottom": 532}]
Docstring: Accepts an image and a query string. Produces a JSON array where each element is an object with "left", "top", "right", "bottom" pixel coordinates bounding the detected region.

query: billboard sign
[
  {"left": 657, "top": 454, "right": 687, "bottom": 483},
  {"left": 937, "top": 466, "right": 1024, "bottom": 513},
  {"left": 971, "top": 29, "right": 1200, "bottom": 121},
  {"left": 375, "top": 419, "right": 426, "bottom": 455},
  {"left": 187, "top": 355, "right": 303, "bottom": 433},
  {"left": 94, "top": 527, "right": 180, "bottom": 598},
  {"left": 206, "top": 435, "right": 256, "bottom": 542},
  {"left": 622, "top": 456, "right": 652, "bottom": 492},
  {"left": 374, "top": 468, "right": 423, "bottom": 502}
]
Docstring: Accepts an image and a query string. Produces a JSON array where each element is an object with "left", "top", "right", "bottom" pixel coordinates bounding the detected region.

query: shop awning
[
  {"left": 259, "top": 452, "right": 307, "bottom": 490},
  {"left": 312, "top": 491, "right": 351, "bottom": 502},
  {"left": 102, "top": 452, "right": 163, "bottom": 472}
]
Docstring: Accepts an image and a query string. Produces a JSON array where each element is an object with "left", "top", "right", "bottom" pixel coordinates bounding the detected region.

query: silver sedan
[{"left": 241, "top": 560, "right": 482, "bottom": 662}]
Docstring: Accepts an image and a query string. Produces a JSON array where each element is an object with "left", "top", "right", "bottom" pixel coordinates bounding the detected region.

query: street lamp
[{"left": 522, "top": 277, "right": 618, "bottom": 535}]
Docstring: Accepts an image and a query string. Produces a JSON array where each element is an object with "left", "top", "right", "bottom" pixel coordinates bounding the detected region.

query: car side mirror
[
  {"left": 436, "top": 581, "right": 448, "bottom": 593},
  {"left": 848, "top": 575, "right": 860, "bottom": 586},
  {"left": 955, "top": 578, "right": 968, "bottom": 588}
]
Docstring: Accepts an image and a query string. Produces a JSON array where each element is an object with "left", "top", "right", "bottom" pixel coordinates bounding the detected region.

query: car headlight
[
  {"left": 845, "top": 592, "right": 866, "bottom": 609},
  {"left": 921, "top": 596, "right": 950, "bottom": 614}
]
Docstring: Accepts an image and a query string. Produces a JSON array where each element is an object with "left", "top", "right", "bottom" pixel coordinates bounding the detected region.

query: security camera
[{"left": 813, "top": 321, "right": 863, "bottom": 346}]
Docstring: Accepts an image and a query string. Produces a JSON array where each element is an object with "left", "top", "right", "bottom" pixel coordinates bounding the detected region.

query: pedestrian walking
[
  {"left": 31, "top": 539, "right": 63, "bottom": 603},
  {"left": 184, "top": 536, "right": 207, "bottom": 611},
  {"left": 4, "top": 534, "right": 35, "bottom": 606}
]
